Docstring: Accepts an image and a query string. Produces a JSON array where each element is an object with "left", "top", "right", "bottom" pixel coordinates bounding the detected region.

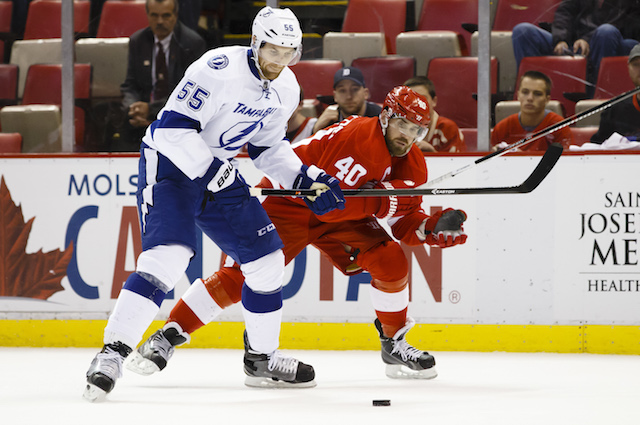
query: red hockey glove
[
  {"left": 365, "top": 180, "right": 422, "bottom": 219},
  {"left": 418, "top": 208, "right": 468, "bottom": 248}
]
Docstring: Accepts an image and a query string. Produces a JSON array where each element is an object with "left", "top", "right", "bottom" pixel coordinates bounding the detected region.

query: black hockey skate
[
  {"left": 83, "top": 342, "right": 132, "bottom": 402},
  {"left": 126, "top": 322, "right": 190, "bottom": 376},
  {"left": 375, "top": 318, "right": 437, "bottom": 379},
  {"left": 243, "top": 331, "right": 316, "bottom": 388}
]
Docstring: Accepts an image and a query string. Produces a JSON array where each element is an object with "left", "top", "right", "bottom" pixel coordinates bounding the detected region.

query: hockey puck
[{"left": 372, "top": 399, "right": 391, "bottom": 406}]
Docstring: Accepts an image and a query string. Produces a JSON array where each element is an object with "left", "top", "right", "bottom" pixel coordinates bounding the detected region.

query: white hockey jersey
[{"left": 142, "top": 46, "right": 303, "bottom": 187}]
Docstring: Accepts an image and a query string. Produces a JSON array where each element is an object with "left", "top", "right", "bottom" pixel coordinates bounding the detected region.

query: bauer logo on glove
[{"left": 417, "top": 208, "right": 468, "bottom": 248}]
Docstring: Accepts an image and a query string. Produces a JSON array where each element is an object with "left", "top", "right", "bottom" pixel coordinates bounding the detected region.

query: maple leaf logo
[{"left": 0, "top": 176, "right": 73, "bottom": 299}]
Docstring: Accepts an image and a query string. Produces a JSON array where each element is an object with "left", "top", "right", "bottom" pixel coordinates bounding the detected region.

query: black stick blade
[{"left": 517, "top": 142, "right": 563, "bottom": 193}]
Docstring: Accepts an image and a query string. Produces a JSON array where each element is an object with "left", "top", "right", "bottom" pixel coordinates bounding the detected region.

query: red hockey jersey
[{"left": 264, "top": 116, "right": 430, "bottom": 245}]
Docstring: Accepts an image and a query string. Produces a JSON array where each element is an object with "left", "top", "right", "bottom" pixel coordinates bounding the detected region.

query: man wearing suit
[{"left": 116, "top": 0, "right": 206, "bottom": 151}]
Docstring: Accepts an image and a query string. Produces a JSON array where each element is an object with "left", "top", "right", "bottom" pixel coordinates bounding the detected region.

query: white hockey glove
[
  {"left": 205, "top": 158, "right": 236, "bottom": 193},
  {"left": 199, "top": 158, "right": 250, "bottom": 206}
]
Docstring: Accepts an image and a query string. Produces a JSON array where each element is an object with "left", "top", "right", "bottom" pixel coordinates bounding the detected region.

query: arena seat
[
  {"left": 322, "top": 32, "right": 386, "bottom": 67},
  {"left": 570, "top": 126, "right": 598, "bottom": 146},
  {"left": 341, "top": 0, "right": 406, "bottom": 54},
  {"left": 291, "top": 59, "right": 344, "bottom": 100},
  {"left": 396, "top": 31, "right": 462, "bottom": 76},
  {"left": 0, "top": 104, "right": 62, "bottom": 152},
  {"left": 494, "top": 100, "right": 564, "bottom": 124},
  {"left": 22, "top": 63, "right": 92, "bottom": 146},
  {"left": 515, "top": 56, "right": 587, "bottom": 116},
  {"left": 23, "top": 0, "right": 90, "bottom": 39},
  {"left": 0, "top": 64, "right": 18, "bottom": 107},
  {"left": 351, "top": 56, "right": 415, "bottom": 104},
  {"left": 492, "top": 0, "right": 560, "bottom": 31},
  {"left": 0, "top": 132, "right": 22, "bottom": 153},
  {"left": 593, "top": 56, "right": 635, "bottom": 99},
  {"left": 10, "top": 39, "right": 62, "bottom": 98},
  {"left": 471, "top": 31, "right": 517, "bottom": 94},
  {"left": 75, "top": 37, "right": 129, "bottom": 99},
  {"left": 0, "top": 2, "right": 11, "bottom": 34},
  {"left": 574, "top": 99, "right": 606, "bottom": 127},
  {"left": 97, "top": 1, "right": 148, "bottom": 38},
  {"left": 459, "top": 128, "right": 477, "bottom": 151},
  {"left": 418, "top": 0, "right": 478, "bottom": 56},
  {"left": 427, "top": 56, "right": 498, "bottom": 128},
  {"left": 0, "top": 1, "right": 12, "bottom": 62}
]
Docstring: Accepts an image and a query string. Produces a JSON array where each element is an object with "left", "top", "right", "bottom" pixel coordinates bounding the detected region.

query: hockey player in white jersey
[{"left": 83, "top": 6, "right": 345, "bottom": 402}]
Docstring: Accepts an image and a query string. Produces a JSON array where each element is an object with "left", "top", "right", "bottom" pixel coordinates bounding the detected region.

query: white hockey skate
[
  {"left": 375, "top": 317, "right": 438, "bottom": 379},
  {"left": 243, "top": 331, "right": 316, "bottom": 388},
  {"left": 126, "top": 322, "right": 190, "bottom": 376},
  {"left": 83, "top": 342, "right": 132, "bottom": 402}
]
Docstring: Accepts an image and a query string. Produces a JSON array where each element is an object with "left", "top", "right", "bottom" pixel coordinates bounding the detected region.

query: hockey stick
[
  {"left": 425, "top": 86, "right": 640, "bottom": 187},
  {"left": 251, "top": 86, "right": 638, "bottom": 198},
  {"left": 249, "top": 142, "right": 563, "bottom": 197}
]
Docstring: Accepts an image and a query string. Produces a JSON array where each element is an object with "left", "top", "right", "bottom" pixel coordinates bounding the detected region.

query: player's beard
[
  {"left": 260, "top": 62, "right": 286, "bottom": 80},
  {"left": 386, "top": 136, "right": 413, "bottom": 157}
]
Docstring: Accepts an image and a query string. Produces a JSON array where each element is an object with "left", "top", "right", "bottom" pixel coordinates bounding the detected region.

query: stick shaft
[{"left": 251, "top": 143, "right": 563, "bottom": 197}]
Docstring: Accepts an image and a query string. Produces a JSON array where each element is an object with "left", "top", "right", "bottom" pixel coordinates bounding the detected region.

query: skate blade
[
  {"left": 385, "top": 364, "right": 438, "bottom": 380},
  {"left": 125, "top": 351, "right": 161, "bottom": 376},
  {"left": 83, "top": 383, "right": 108, "bottom": 402},
  {"left": 244, "top": 376, "right": 317, "bottom": 389}
]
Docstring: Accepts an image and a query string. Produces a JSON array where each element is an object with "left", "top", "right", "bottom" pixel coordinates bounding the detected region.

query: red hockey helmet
[{"left": 382, "top": 85, "right": 431, "bottom": 129}]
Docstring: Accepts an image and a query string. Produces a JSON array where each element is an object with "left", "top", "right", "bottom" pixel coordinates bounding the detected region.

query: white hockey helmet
[{"left": 251, "top": 6, "right": 303, "bottom": 66}]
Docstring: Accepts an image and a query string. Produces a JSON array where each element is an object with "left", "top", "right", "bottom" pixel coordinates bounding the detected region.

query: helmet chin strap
[
  {"left": 379, "top": 111, "right": 389, "bottom": 136},
  {"left": 250, "top": 50, "right": 269, "bottom": 80}
]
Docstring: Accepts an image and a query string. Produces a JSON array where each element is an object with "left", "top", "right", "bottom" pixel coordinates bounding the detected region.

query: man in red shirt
[
  {"left": 491, "top": 70, "right": 573, "bottom": 151},
  {"left": 127, "top": 87, "right": 468, "bottom": 384},
  {"left": 404, "top": 76, "right": 467, "bottom": 153}
]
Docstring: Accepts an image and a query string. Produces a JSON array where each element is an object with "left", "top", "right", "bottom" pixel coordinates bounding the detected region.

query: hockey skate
[
  {"left": 126, "top": 322, "right": 190, "bottom": 376},
  {"left": 375, "top": 318, "right": 437, "bottom": 379},
  {"left": 243, "top": 331, "right": 316, "bottom": 388},
  {"left": 83, "top": 342, "right": 132, "bottom": 402}
]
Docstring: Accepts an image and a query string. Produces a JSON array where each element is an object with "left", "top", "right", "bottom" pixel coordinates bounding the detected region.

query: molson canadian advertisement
[{"left": 0, "top": 153, "right": 638, "bottom": 346}]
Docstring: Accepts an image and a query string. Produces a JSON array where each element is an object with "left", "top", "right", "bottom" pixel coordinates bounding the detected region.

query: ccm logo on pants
[{"left": 257, "top": 223, "right": 276, "bottom": 236}]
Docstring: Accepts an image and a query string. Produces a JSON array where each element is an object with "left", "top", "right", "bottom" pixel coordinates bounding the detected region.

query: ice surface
[{"left": 1, "top": 348, "right": 639, "bottom": 425}]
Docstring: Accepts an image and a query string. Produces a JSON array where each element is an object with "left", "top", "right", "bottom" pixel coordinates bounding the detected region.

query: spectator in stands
[
  {"left": 491, "top": 70, "right": 573, "bottom": 151},
  {"left": 114, "top": 0, "right": 206, "bottom": 151},
  {"left": 311, "top": 66, "right": 382, "bottom": 133},
  {"left": 592, "top": 44, "right": 640, "bottom": 143},
  {"left": 287, "top": 87, "right": 317, "bottom": 143},
  {"left": 90, "top": 0, "right": 201, "bottom": 35},
  {"left": 403, "top": 76, "right": 466, "bottom": 153},
  {"left": 512, "top": 0, "right": 640, "bottom": 97}
]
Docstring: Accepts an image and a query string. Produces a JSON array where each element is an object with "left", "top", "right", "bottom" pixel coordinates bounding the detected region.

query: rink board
[{"left": 0, "top": 152, "right": 638, "bottom": 353}]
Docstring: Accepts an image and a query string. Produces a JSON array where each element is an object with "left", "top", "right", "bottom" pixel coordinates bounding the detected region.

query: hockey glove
[
  {"left": 293, "top": 165, "right": 346, "bottom": 215},
  {"left": 199, "top": 158, "right": 250, "bottom": 206},
  {"left": 417, "top": 208, "right": 468, "bottom": 248},
  {"left": 364, "top": 180, "right": 422, "bottom": 219}
]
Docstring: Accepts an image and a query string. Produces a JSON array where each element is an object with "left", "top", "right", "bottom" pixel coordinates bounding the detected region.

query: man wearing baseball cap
[
  {"left": 592, "top": 43, "right": 640, "bottom": 143},
  {"left": 312, "top": 66, "right": 382, "bottom": 133}
]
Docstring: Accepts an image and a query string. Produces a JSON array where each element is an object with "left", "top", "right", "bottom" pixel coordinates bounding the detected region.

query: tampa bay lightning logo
[
  {"left": 207, "top": 54, "right": 229, "bottom": 70},
  {"left": 220, "top": 120, "right": 264, "bottom": 150}
]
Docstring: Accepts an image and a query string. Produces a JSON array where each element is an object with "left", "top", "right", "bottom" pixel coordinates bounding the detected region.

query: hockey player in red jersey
[{"left": 128, "top": 86, "right": 468, "bottom": 383}]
